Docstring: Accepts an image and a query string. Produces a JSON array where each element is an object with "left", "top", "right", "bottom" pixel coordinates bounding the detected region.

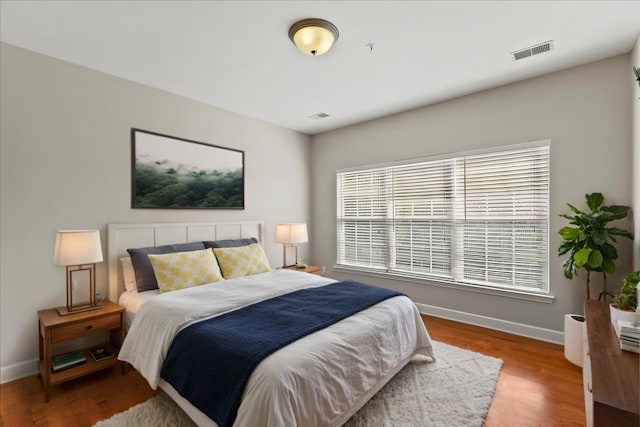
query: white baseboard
[
  {"left": 416, "top": 303, "right": 564, "bottom": 345},
  {"left": 1, "top": 304, "right": 563, "bottom": 383},
  {"left": 1, "top": 358, "right": 38, "bottom": 384}
]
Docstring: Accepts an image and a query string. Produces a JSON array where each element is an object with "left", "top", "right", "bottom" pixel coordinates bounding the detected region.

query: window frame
[{"left": 336, "top": 140, "right": 551, "bottom": 300}]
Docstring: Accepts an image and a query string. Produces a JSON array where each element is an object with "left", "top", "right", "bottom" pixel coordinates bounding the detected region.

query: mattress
[
  {"left": 118, "top": 269, "right": 434, "bottom": 427},
  {"left": 119, "top": 288, "right": 158, "bottom": 331}
]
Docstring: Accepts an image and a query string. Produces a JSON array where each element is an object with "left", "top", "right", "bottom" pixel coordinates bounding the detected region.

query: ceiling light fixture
[{"left": 288, "top": 18, "right": 339, "bottom": 56}]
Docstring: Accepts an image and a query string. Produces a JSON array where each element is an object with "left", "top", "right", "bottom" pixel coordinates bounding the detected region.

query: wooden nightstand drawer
[{"left": 50, "top": 313, "right": 121, "bottom": 343}]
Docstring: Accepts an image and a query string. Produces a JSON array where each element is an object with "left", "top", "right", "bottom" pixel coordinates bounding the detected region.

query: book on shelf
[
  {"left": 90, "top": 347, "right": 113, "bottom": 361},
  {"left": 618, "top": 319, "right": 640, "bottom": 336},
  {"left": 51, "top": 351, "right": 86, "bottom": 373},
  {"left": 620, "top": 340, "right": 640, "bottom": 354},
  {"left": 617, "top": 320, "right": 640, "bottom": 353},
  {"left": 620, "top": 333, "right": 640, "bottom": 344}
]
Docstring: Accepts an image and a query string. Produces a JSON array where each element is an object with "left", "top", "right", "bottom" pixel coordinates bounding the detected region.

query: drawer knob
[{"left": 87, "top": 325, "right": 93, "bottom": 330}]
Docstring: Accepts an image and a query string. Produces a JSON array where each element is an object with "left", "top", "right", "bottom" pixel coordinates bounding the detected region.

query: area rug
[{"left": 94, "top": 341, "right": 502, "bottom": 427}]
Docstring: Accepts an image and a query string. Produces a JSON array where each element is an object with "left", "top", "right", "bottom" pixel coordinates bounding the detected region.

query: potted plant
[
  {"left": 610, "top": 270, "right": 639, "bottom": 334},
  {"left": 558, "top": 192, "right": 633, "bottom": 300},
  {"left": 613, "top": 270, "right": 639, "bottom": 310}
]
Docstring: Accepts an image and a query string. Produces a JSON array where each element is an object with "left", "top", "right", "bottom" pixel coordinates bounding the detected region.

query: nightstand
[
  {"left": 37, "top": 300, "right": 124, "bottom": 401},
  {"left": 286, "top": 265, "right": 322, "bottom": 276}
]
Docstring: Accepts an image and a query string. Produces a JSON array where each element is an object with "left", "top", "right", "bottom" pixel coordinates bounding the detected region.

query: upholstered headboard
[{"left": 107, "top": 221, "right": 264, "bottom": 301}]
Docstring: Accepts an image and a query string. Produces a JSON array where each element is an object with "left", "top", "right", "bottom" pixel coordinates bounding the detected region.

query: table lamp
[
  {"left": 54, "top": 230, "right": 103, "bottom": 315},
  {"left": 276, "top": 223, "right": 308, "bottom": 268}
]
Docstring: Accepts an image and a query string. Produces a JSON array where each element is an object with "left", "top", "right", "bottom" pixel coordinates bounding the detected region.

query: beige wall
[
  {"left": 311, "top": 54, "right": 634, "bottom": 336},
  {"left": 632, "top": 34, "right": 640, "bottom": 270},
  {"left": 0, "top": 43, "right": 311, "bottom": 380}
]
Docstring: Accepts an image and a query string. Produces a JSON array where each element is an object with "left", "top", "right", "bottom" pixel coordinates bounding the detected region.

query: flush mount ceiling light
[{"left": 288, "top": 18, "right": 339, "bottom": 56}]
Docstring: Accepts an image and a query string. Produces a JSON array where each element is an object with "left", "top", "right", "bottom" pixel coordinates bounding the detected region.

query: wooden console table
[{"left": 584, "top": 300, "right": 639, "bottom": 426}]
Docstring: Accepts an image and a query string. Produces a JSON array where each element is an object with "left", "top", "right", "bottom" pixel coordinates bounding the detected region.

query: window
[{"left": 336, "top": 142, "right": 549, "bottom": 293}]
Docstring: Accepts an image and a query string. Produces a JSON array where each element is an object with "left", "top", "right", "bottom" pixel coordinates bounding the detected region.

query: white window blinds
[
  {"left": 336, "top": 168, "right": 389, "bottom": 269},
  {"left": 336, "top": 143, "right": 549, "bottom": 293}
]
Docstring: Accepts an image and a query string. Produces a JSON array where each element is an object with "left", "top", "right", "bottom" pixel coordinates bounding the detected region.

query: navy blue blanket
[{"left": 160, "top": 281, "right": 403, "bottom": 427}]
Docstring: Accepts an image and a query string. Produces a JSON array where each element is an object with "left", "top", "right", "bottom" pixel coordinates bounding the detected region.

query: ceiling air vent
[
  {"left": 309, "top": 112, "right": 330, "bottom": 120},
  {"left": 511, "top": 40, "right": 554, "bottom": 61}
]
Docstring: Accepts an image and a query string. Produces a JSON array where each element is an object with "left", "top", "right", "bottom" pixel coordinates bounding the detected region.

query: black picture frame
[{"left": 131, "top": 128, "right": 244, "bottom": 209}]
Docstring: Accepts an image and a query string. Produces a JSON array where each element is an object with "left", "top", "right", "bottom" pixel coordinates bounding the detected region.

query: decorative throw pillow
[
  {"left": 127, "top": 242, "right": 206, "bottom": 292},
  {"left": 120, "top": 257, "right": 137, "bottom": 292},
  {"left": 213, "top": 243, "right": 271, "bottom": 279},
  {"left": 148, "top": 248, "right": 223, "bottom": 293},
  {"left": 203, "top": 237, "right": 258, "bottom": 249}
]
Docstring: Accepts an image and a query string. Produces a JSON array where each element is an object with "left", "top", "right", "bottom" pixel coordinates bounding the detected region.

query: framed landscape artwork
[{"left": 131, "top": 129, "right": 244, "bottom": 209}]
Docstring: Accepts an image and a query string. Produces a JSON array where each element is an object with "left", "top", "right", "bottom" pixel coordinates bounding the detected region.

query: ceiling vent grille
[
  {"left": 309, "top": 112, "right": 330, "bottom": 120},
  {"left": 512, "top": 40, "right": 553, "bottom": 61}
]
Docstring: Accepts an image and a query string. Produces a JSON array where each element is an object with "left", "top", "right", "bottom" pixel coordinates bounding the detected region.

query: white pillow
[{"left": 120, "top": 257, "right": 137, "bottom": 292}]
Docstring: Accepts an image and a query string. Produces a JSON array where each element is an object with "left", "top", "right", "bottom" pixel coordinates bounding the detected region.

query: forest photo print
[{"left": 132, "top": 129, "right": 244, "bottom": 209}]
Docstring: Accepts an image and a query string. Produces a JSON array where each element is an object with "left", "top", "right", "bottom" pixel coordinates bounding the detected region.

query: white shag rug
[{"left": 94, "top": 341, "right": 502, "bottom": 427}]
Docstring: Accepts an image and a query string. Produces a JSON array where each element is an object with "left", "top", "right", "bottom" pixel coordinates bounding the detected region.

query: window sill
[{"left": 333, "top": 265, "right": 555, "bottom": 304}]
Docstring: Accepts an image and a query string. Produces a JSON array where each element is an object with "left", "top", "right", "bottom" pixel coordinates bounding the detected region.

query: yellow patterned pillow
[
  {"left": 148, "top": 248, "right": 223, "bottom": 293},
  {"left": 213, "top": 243, "right": 271, "bottom": 279}
]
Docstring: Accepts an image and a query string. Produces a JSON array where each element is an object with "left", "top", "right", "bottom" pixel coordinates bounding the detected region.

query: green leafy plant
[
  {"left": 558, "top": 192, "right": 633, "bottom": 300},
  {"left": 613, "top": 270, "right": 639, "bottom": 311}
]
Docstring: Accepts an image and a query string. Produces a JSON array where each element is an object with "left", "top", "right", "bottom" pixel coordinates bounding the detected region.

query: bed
[{"left": 108, "top": 221, "right": 434, "bottom": 427}]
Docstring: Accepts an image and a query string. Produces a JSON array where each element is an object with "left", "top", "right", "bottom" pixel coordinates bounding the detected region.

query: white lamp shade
[
  {"left": 276, "top": 223, "right": 308, "bottom": 244},
  {"left": 54, "top": 230, "right": 103, "bottom": 266}
]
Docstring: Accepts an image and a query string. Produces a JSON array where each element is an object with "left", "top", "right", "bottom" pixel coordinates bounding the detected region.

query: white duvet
[{"left": 119, "top": 269, "right": 434, "bottom": 427}]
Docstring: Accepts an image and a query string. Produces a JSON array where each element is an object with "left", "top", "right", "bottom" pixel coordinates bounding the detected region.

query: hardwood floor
[
  {"left": 423, "top": 316, "right": 585, "bottom": 427},
  {"left": 0, "top": 315, "right": 584, "bottom": 426},
  {"left": 0, "top": 366, "right": 158, "bottom": 427}
]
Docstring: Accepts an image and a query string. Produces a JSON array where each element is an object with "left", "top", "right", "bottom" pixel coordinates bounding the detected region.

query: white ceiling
[{"left": 1, "top": 1, "right": 639, "bottom": 135}]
